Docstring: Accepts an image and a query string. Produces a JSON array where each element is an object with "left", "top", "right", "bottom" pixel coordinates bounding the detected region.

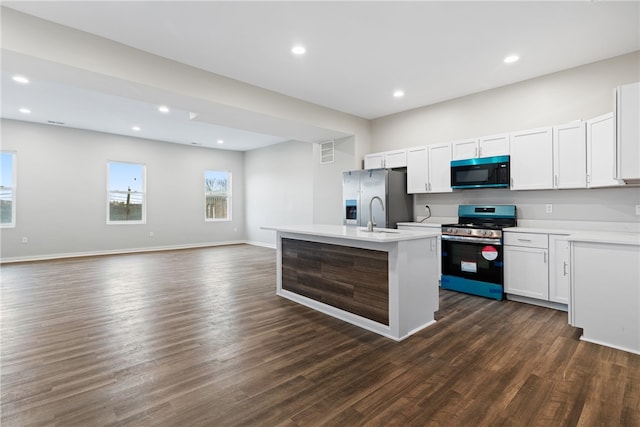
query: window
[
  {"left": 1, "top": 152, "right": 16, "bottom": 227},
  {"left": 107, "top": 161, "right": 145, "bottom": 223},
  {"left": 205, "top": 170, "right": 231, "bottom": 221}
]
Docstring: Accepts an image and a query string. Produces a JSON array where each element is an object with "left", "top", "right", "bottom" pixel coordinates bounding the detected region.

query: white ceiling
[{"left": 2, "top": 1, "right": 639, "bottom": 151}]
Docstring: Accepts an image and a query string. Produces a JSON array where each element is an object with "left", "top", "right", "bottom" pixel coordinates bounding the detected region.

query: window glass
[
  {"left": 108, "top": 161, "right": 145, "bottom": 223},
  {"left": 0, "top": 152, "right": 15, "bottom": 227},
  {"left": 205, "top": 170, "right": 231, "bottom": 221}
]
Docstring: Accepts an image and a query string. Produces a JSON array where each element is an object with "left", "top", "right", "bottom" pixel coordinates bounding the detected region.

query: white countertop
[
  {"left": 504, "top": 227, "right": 640, "bottom": 246},
  {"left": 567, "top": 231, "right": 640, "bottom": 246},
  {"left": 397, "top": 222, "right": 443, "bottom": 229},
  {"left": 262, "top": 224, "right": 440, "bottom": 243}
]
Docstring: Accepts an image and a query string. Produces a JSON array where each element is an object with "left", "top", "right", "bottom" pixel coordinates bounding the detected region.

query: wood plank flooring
[{"left": 1, "top": 244, "right": 638, "bottom": 426}]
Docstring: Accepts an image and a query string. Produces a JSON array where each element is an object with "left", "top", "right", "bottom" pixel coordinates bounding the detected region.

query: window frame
[
  {"left": 0, "top": 151, "right": 16, "bottom": 228},
  {"left": 106, "top": 160, "right": 147, "bottom": 225},
  {"left": 204, "top": 170, "right": 231, "bottom": 222}
]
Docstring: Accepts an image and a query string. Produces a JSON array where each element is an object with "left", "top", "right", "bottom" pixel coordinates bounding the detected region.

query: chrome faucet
[{"left": 367, "top": 196, "right": 384, "bottom": 232}]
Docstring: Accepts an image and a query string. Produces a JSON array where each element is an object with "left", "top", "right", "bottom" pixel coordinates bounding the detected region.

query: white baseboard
[{"left": 0, "top": 240, "right": 253, "bottom": 264}]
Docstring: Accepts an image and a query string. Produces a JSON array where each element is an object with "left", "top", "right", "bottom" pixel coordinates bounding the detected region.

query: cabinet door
[
  {"left": 509, "top": 127, "right": 554, "bottom": 190},
  {"left": 615, "top": 82, "right": 640, "bottom": 181},
  {"left": 548, "top": 235, "right": 570, "bottom": 304},
  {"left": 451, "top": 138, "right": 478, "bottom": 160},
  {"left": 384, "top": 149, "right": 407, "bottom": 168},
  {"left": 479, "top": 133, "right": 510, "bottom": 158},
  {"left": 427, "top": 143, "right": 452, "bottom": 193},
  {"left": 406, "top": 147, "right": 428, "bottom": 194},
  {"left": 553, "top": 122, "right": 587, "bottom": 189},
  {"left": 364, "top": 153, "right": 385, "bottom": 170},
  {"left": 586, "top": 113, "right": 621, "bottom": 188},
  {"left": 504, "top": 246, "right": 549, "bottom": 300}
]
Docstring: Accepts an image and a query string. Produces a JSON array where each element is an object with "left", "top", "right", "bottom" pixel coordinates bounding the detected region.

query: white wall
[
  {"left": 371, "top": 52, "right": 640, "bottom": 150},
  {"left": 0, "top": 119, "right": 246, "bottom": 261},
  {"left": 370, "top": 52, "right": 640, "bottom": 225},
  {"left": 244, "top": 141, "right": 315, "bottom": 247},
  {"left": 312, "top": 136, "right": 356, "bottom": 225}
]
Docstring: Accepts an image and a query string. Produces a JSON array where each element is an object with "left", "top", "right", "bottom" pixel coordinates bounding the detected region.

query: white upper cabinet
[
  {"left": 364, "top": 152, "right": 385, "bottom": 169},
  {"left": 615, "top": 82, "right": 640, "bottom": 183},
  {"left": 451, "top": 138, "right": 479, "bottom": 160},
  {"left": 509, "top": 127, "right": 554, "bottom": 190},
  {"left": 427, "top": 143, "right": 453, "bottom": 193},
  {"left": 406, "top": 144, "right": 452, "bottom": 194},
  {"left": 406, "top": 146, "right": 429, "bottom": 193},
  {"left": 586, "top": 113, "right": 622, "bottom": 188},
  {"left": 451, "top": 134, "right": 509, "bottom": 161},
  {"left": 478, "top": 133, "right": 510, "bottom": 158},
  {"left": 384, "top": 149, "right": 408, "bottom": 168},
  {"left": 364, "top": 149, "right": 407, "bottom": 169},
  {"left": 553, "top": 121, "right": 587, "bottom": 189}
]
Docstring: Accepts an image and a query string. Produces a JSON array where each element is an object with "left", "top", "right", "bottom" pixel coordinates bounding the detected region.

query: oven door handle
[{"left": 441, "top": 235, "right": 502, "bottom": 245}]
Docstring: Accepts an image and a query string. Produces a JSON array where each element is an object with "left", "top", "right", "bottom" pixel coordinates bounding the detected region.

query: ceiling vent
[{"left": 320, "top": 140, "right": 334, "bottom": 164}]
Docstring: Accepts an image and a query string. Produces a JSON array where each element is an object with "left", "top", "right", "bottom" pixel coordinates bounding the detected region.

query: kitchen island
[
  {"left": 262, "top": 224, "right": 440, "bottom": 341},
  {"left": 568, "top": 231, "right": 640, "bottom": 355}
]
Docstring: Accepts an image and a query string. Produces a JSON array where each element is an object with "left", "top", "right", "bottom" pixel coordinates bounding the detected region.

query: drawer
[{"left": 504, "top": 232, "right": 548, "bottom": 249}]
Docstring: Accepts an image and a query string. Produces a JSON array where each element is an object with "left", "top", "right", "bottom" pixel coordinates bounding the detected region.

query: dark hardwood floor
[{"left": 1, "top": 244, "right": 638, "bottom": 426}]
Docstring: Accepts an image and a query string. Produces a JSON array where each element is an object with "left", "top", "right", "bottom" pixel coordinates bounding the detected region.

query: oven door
[{"left": 441, "top": 236, "right": 504, "bottom": 299}]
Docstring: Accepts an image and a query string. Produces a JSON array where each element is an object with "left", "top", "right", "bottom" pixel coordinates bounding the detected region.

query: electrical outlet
[
  {"left": 636, "top": 205, "right": 640, "bottom": 216},
  {"left": 21, "top": 236, "right": 28, "bottom": 244},
  {"left": 149, "top": 231, "right": 154, "bottom": 237},
  {"left": 545, "top": 204, "right": 553, "bottom": 214}
]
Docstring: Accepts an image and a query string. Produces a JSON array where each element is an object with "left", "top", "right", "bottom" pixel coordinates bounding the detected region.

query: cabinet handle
[
  {"left": 475, "top": 147, "right": 479, "bottom": 158},
  {"left": 544, "top": 252, "right": 547, "bottom": 263},
  {"left": 563, "top": 261, "right": 568, "bottom": 276},
  {"left": 554, "top": 175, "right": 558, "bottom": 187},
  {"left": 425, "top": 182, "right": 428, "bottom": 191},
  {"left": 517, "top": 238, "right": 532, "bottom": 242}
]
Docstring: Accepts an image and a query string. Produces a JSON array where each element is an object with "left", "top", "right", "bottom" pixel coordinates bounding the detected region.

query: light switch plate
[{"left": 545, "top": 204, "right": 553, "bottom": 214}]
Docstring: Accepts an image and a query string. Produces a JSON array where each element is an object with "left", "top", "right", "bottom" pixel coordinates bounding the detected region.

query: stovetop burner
[{"left": 441, "top": 205, "right": 517, "bottom": 240}]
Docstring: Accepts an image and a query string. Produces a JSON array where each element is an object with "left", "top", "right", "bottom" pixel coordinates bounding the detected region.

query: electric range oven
[{"left": 441, "top": 205, "right": 516, "bottom": 300}]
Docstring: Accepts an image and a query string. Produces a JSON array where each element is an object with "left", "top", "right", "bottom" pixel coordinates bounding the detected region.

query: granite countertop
[{"left": 262, "top": 224, "right": 440, "bottom": 243}]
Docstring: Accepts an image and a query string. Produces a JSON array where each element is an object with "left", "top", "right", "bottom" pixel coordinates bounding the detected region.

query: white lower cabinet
[
  {"left": 504, "top": 233, "right": 549, "bottom": 300},
  {"left": 504, "top": 231, "right": 569, "bottom": 310},
  {"left": 570, "top": 239, "right": 640, "bottom": 354},
  {"left": 548, "top": 235, "right": 570, "bottom": 304}
]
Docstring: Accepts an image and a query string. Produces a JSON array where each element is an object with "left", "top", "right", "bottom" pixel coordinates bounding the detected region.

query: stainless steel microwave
[{"left": 450, "top": 155, "right": 510, "bottom": 189}]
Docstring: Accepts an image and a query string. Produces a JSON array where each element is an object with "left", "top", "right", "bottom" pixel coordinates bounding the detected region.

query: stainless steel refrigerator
[{"left": 342, "top": 169, "right": 413, "bottom": 229}]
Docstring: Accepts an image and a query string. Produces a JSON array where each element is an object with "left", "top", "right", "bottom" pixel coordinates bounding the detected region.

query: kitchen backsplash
[{"left": 413, "top": 186, "right": 640, "bottom": 225}]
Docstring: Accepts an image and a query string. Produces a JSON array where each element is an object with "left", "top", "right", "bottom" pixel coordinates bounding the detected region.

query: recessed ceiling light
[
  {"left": 504, "top": 55, "right": 519, "bottom": 64},
  {"left": 217, "top": 139, "right": 224, "bottom": 145},
  {"left": 132, "top": 126, "right": 141, "bottom": 131},
  {"left": 393, "top": 90, "right": 405, "bottom": 98},
  {"left": 18, "top": 108, "right": 31, "bottom": 114},
  {"left": 291, "top": 45, "right": 306, "bottom": 55},
  {"left": 158, "top": 105, "right": 170, "bottom": 113},
  {"left": 12, "top": 75, "right": 29, "bottom": 84}
]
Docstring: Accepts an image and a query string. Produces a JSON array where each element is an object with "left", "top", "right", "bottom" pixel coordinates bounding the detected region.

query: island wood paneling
[
  {"left": 1, "top": 244, "right": 639, "bottom": 426},
  {"left": 281, "top": 238, "right": 389, "bottom": 325}
]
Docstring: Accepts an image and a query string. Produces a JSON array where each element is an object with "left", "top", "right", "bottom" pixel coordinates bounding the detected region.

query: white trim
[
  {"left": 246, "top": 240, "right": 276, "bottom": 249},
  {"left": 579, "top": 335, "right": 640, "bottom": 356},
  {"left": 0, "top": 240, "right": 249, "bottom": 264}
]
